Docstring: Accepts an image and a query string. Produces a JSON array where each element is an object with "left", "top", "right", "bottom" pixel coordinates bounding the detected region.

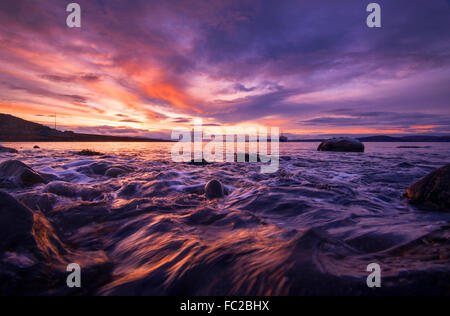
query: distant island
[
  {"left": 0, "top": 114, "right": 169, "bottom": 142},
  {"left": 289, "top": 135, "right": 450, "bottom": 142}
]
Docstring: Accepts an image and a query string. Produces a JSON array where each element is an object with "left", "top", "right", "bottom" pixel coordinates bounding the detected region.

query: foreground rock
[
  {"left": 0, "top": 191, "right": 111, "bottom": 295},
  {"left": 404, "top": 164, "right": 450, "bottom": 211},
  {"left": 318, "top": 137, "right": 365, "bottom": 153},
  {"left": 0, "top": 145, "right": 18, "bottom": 153},
  {"left": 0, "top": 160, "right": 46, "bottom": 188},
  {"left": 204, "top": 180, "right": 225, "bottom": 199},
  {"left": 0, "top": 191, "right": 35, "bottom": 252}
]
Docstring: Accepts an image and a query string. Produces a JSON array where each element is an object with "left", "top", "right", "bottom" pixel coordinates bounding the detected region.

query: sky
[{"left": 0, "top": 0, "right": 449, "bottom": 139}]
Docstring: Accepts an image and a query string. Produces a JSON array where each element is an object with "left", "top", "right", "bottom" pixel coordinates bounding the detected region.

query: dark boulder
[
  {"left": 17, "top": 193, "right": 58, "bottom": 213},
  {"left": 0, "top": 160, "right": 46, "bottom": 188},
  {"left": 33, "top": 145, "right": 40, "bottom": 149},
  {"left": 318, "top": 137, "right": 365, "bottom": 153},
  {"left": 76, "top": 149, "right": 104, "bottom": 156},
  {"left": 77, "top": 162, "right": 110, "bottom": 176},
  {"left": 404, "top": 164, "right": 450, "bottom": 211},
  {"left": 0, "top": 191, "right": 36, "bottom": 252},
  {"left": 204, "top": 180, "right": 225, "bottom": 199},
  {"left": 234, "top": 153, "right": 262, "bottom": 162},
  {"left": 105, "top": 167, "right": 127, "bottom": 178},
  {"left": 44, "top": 181, "right": 106, "bottom": 201},
  {"left": 188, "top": 159, "right": 210, "bottom": 166},
  {"left": 0, "top": 193, "right": 110, "bottom": 295},
  {"left": 0, "top": 146, "right": 18, "bottom": 153}
]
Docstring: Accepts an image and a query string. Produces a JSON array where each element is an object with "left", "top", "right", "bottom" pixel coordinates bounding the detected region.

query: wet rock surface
[
  {"left": 0, "top": 191, "right": 112, "bottom": 295},
  {"left": 204, "top": 180, "right": 225, "bottom": 199},
  {"left": 105, "top": 167, "right": 128, "bottom": 178},
  {"left": 0, "top": 146, "right": 18, "bottom": 153},
  {"left": 188, "top": 159, "right": 210, "bottom": 166},
  {"left": 76, "top": 149, "right": 104, "bottom": 156},
  {"left": 405, "top": 164, "right": 450, "bottom": 211},
  {"left": 0, "top": 160, "right": 46, "bottom": 188},
  {"left": 318, "top": 137, "right": 365, "bottom": 152},
  {"left": 0, "top": 191, "right": 35, "bottom": 252}
]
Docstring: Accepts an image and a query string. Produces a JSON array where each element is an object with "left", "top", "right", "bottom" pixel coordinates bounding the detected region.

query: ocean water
[{"left": 0, "top": 142, "right": 449, "bottom": 295}]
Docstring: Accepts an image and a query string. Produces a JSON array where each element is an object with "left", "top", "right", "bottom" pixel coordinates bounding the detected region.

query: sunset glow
[{"left": 0, "top": 0, "right": 449, "bottom": 139}]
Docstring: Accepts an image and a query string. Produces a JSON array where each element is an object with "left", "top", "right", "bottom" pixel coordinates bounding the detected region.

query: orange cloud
[{"left": 143, "top": 83, "right": 201, "bottom": 113}]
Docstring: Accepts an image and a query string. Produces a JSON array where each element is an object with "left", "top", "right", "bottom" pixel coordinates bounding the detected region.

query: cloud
[
  {"left": 59, "top": 125, "right": 172, "bottom": 140},
  {"left": 40, "top": 73, "right": 101, "bottom": 83},
  {"left": 301, "top": 110, "right": 450, "bottom": 134},
  {"left": 119, "top": 119, "right": 144, "bottom": 123}
]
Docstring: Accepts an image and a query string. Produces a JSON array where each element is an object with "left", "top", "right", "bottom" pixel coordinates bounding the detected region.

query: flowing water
[{"left": 0, "top": 142, "right": 449, "bottom": 295}]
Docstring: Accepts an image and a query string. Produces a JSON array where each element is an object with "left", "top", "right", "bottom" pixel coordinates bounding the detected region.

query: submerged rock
[
  {"left": 0, "top": 146, "right": 18, "bottom": 153},
  {"left": 89, "top": 162, "right": 110, "bottom": 175},
  {"left": 188, "top": 159, "right": 210, "bottom": 166},
  {"left": 234, "top": 153, "right": 262, "bottom": 162},
  {"left": 404, "top": 164, "right": 450, "bottom": 211},
  {"left": 317, "top": 137, "right": 365, "bottom": 153},
  {"left": 76, "top": 149, "right": 104, "bottom": 156},
  {"left": 0, "top": 160, "right": 46, "bottom": 188},
  {"left": 204, "top": 180, "right": 225, "bottom": 199},
  {"left": 77, "top": 162, "right": 109, "bottom": 176},
  {"left": 17, "top": 193, "right": 58, "bottom": 213},
  {"left": 44, "top": 181, "right": 106, "bottom": 201},
  {"left": 105, "top": 167, "right": 127, "bottom": 178}
]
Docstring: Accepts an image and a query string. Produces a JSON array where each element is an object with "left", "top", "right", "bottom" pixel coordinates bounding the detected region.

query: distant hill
[
  {"left": 357, "top": 135, "right": 450, "bottom": 142},
  {"left": 288, "top": 135, "right": 450, "bottom": 142},
  {"left": 2, "top": 114, "right": 449, "bottom": 143},
  {"left": 0, "top": 114, "right": 168, "bottom": 142}
]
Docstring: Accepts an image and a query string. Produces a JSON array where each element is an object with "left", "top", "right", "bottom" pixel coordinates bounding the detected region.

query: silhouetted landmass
[
  {"left": 0, "top": 114, "right": 169, "bottom": 142},
  {"left": 289, "top": 135, "right": 450, "bottom": 142},
  {"left": 357, "top": 135, "right": 450, "bottom": 142},
  {"left": 1, "top": 114, "right": 449, "bottom": 143}
]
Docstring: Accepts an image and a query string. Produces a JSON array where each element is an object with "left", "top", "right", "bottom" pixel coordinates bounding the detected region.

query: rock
[
  {"left": 0, "top": 160, "right": 46, "bottom": 188},
  {"left": 204, "top": 180, "right": 225, "bottom": 199},
  {"left": 83, "top": 162, "right": 110, "bottom": 176},
  {"left": 44, "top": 181, "right": 78, "bottom": 198},
  {"left": 0, "top": 191, "right": 36, "bottom": 252},
  {"left": 404, "top": 164, "right": 450, "bottom": 211},
  {"left": 105, "top": 167, "right": 127, "bottom": 178},
  {"left": 33, "top": 145, "right": 40, "bottom": 149},
  {"left": 44, "top": 181, "right": 106, "bottom": 201},
  {"left": 0, "top": 146, "right": 18, "bottom": 153},
  {"left": 318, "top": 137, "right": 365, "bottom": 153},
  {"left": 279, "top": 136, "right": 289, "bottom": 142},
  {"left": 234, "top": 153, "right": 261, "bottom": 162},
  {"left": 398, "top": 162, "right": 414, "bottom": 168},
  {"left": 188, "top": 159, "right": 210, "bottom": 166},
  {"left": 17, "top": 193, "right": 58, "bottom": 213},
  {"left": 0, "top": 193, "right": 110, "bottom": 295},
  {"left": 76, "top": 149, "right": 103, "bottom": 156},
  {"left": 91, "top": 162, "right": 111, "bottom": 175}
]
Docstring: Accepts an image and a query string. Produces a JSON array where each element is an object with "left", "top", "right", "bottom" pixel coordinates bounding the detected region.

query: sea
[{"left": 0, "top": 142, "right": 449, "bottom": 295}]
